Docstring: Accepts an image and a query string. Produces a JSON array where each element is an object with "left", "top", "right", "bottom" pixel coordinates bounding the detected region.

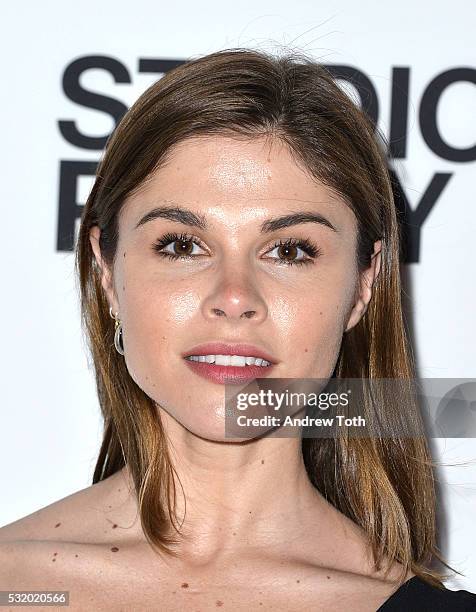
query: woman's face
[{"left": 90, "top": 135, "right": 381, "bottom": 440}]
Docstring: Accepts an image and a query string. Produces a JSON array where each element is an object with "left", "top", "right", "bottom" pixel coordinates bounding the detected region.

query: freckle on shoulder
[{"left": 0, "top": 469, "right": 131, "bottom": 546}]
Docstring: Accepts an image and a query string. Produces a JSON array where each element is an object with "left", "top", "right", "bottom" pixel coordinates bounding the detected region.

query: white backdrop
[{"left": 1, "top": 0, "right": 475, "bottom": 592}]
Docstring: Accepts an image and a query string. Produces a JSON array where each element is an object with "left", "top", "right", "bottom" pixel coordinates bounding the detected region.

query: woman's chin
[{"left": 177, "top": 416, "right": 271, "bottom": 444}]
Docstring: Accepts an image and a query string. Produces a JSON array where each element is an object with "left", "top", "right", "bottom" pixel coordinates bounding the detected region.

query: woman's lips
[
  {"left": 182, "top": 342, "right": 277, "bottom": 365},
  {"left": 183, "top": 358, "right": 276, "bottom": 385}
]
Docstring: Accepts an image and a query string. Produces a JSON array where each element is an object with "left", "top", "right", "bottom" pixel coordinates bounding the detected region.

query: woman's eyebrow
[{"left": 134, "top": 203, "right": 338, "bottom": 233}]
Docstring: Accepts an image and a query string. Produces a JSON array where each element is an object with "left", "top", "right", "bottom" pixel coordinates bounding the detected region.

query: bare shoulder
[
  {"left": 306, "top": 565, "right": 416, "bottom": 612},
  {"left": 0, "top": 468, "right": 136, "bottom": 546},
  {"left": 0, "top": 468, "right": 141, "bottom": 594},
  {"left": 297, "top": 505, "right": 417, "bottom": 611}
]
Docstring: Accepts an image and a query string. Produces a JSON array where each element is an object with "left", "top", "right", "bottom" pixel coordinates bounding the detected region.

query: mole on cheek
[
  {"left": 181, "top": 583, "right": 189, "bottom": 588},
  {"left": 216, "top": 601, "right": 224, "bottom": 607},
  {"left": 54, "top": 522, "right": 61, "bottom": 528},
  {"left": 111, "top": 547, "right": 119, "bottom": 552}
]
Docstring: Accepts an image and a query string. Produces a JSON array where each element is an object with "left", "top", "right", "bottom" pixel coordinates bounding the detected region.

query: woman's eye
[
  {"left": 152, "top": 233, "right": 206, "bottom": 260},
  {"left": 264, "top": 239, "right": 320, "bottom": 267},
  {"left": 162, "top": 239, "right": 204, "bottom": 257}
]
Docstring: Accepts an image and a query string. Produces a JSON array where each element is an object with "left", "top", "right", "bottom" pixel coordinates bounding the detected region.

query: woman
[{"left": 1, "top": 47, "right": 475, "bottom": 610}]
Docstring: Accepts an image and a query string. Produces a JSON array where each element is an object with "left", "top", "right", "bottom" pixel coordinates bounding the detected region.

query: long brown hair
[{"left": 76, "top": 47, "right": 454, "bottom": 587}]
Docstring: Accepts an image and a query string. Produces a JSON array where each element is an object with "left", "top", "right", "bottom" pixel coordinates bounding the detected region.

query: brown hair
[{"left": 76, "top": 47, "right": 454, "bottom": 587}]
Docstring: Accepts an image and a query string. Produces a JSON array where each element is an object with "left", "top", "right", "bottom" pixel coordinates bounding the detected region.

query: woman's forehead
[{"left": 119, "top": 135, "right": 357, "bottom": 237}]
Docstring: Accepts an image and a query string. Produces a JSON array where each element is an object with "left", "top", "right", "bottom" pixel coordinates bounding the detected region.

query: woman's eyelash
[
  {"left": 151, "top": 232, "right": 321, "bottom": 266},
  {"left": 267, "top": 237, "right": 321, "bottom": 266},
  {"left": 152, "top": 232, "right": 205, "bottom": 260}
]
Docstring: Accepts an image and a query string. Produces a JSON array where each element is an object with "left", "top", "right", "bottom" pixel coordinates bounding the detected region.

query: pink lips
[
  {"left": 182, "top": 342, "right": 277, "bottom": 385},
  {"left": 184, "top": 359, "right": 276, "bottom": 385},
  {"left": 183, "top": 342, "right": 277, "bottom": 364}
]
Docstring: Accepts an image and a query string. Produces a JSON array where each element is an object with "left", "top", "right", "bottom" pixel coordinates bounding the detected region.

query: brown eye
[
  {"left": 277, "top": 243, "right": 299, "bottom": 263},
  {"left": 173, "top": 238, "right": 194, "bottom": 256},
  {"left": 152, "top": 232, "right": 206, "bottom": 261},
  {"left": 265, "top": 238, "right": 319, "bottom": 267}
]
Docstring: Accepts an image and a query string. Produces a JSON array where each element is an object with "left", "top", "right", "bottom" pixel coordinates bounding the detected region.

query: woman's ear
[
  {"left": 89, "top": 225, "right": 119, "bottom": 313},
  {"left": 344, "top": 240, "right": 382, "bottom": 333}
]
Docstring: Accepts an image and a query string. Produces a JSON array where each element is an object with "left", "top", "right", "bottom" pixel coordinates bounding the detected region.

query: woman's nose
[{"left": 201, "top": 272, "right": 268, "bottom": 323}]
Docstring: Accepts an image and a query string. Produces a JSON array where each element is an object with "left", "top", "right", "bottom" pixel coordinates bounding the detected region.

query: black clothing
[{"left": 377, "top": 576, "right": 476, "bottom": 611}]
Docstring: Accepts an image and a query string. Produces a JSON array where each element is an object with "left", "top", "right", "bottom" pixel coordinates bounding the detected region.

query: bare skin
[
  {"left": 0, "top": 467, "right": 414, "bottom": 611},
  {"left": 0, "top": 135, "right": 414, "bottom": 610}
]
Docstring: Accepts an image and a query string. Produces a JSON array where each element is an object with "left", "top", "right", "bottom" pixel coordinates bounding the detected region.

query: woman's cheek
[{"left": 282, "top": 285, "right": 354, "bottom": 379}]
